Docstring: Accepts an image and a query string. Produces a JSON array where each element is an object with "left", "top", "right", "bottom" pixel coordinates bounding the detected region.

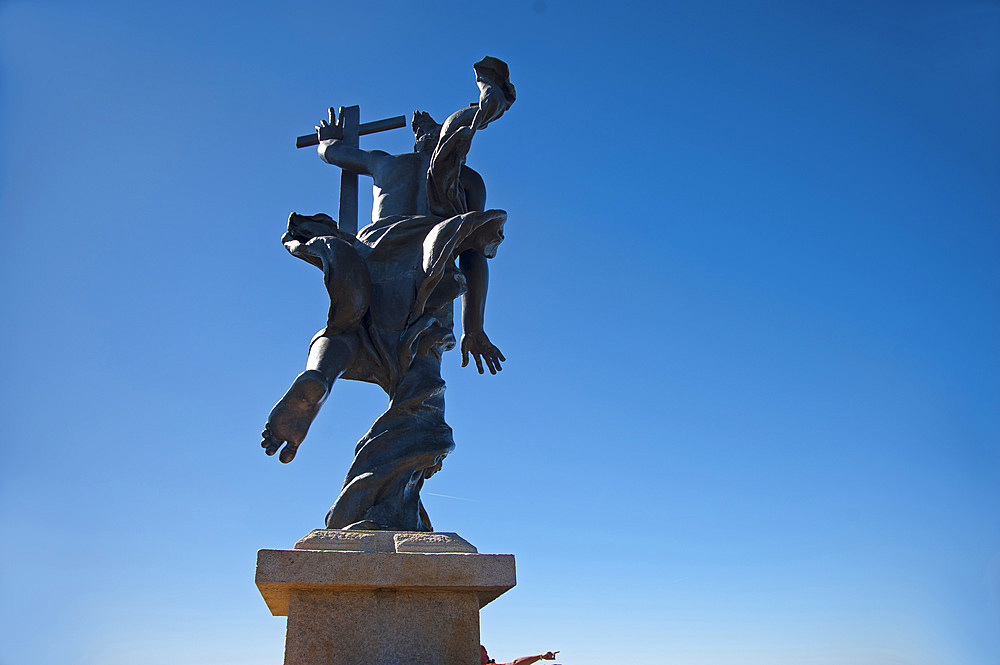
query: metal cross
[{"left": 296, "top": 106, "right": 406, "bottom": 235}]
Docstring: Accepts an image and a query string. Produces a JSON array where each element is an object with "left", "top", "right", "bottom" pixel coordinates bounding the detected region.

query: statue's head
[
  {"left": 412, "top": 110, "right": 441, "bottom": 153},
  {"left": 461, "top": 214, "right": 505, "bottom": 259}
]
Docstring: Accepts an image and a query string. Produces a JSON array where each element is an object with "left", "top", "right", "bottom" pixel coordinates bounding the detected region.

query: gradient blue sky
[{"left": 1, "top": 1, "right": 998, "bottom": 664}]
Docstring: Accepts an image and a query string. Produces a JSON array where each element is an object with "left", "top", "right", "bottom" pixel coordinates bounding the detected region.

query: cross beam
[
  {"left": 295, "top": 114, "right": 406, "bottom": 149},
  {"left": 296, "top": 107, "right": 407, "bottom": 235}
]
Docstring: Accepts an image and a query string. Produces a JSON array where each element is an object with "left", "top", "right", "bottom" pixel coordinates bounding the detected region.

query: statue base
[{"left": 256, "top": 530, "right": 516, "bottom": 665}]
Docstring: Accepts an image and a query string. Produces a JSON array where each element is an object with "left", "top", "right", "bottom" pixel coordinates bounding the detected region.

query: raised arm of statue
[
  {"left": 316, "top": 119, "right": 390, "bottom": 176},
  {"left": 439, "top": 56, "right": 516, "bottom": 139},
  {"left": 427, "top": 57, "right": 515, "bottom": 218}
]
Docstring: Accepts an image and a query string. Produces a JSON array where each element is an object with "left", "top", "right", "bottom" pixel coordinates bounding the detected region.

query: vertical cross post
[{"left": 337, "top": 105, "right": 360, "bottom": 235}]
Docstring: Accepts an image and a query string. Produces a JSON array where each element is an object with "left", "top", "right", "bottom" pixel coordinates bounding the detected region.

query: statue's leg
[
  {"left": 261, "top": 331, "right": 359, "bottom": 463},
  {"left": 262, "top": 236, "right": 371, "bottom": 463}
]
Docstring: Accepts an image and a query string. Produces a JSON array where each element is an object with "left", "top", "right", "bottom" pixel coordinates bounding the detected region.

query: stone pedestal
[{"left": 256, "top": 530, "right": 516, "bottom": 665}]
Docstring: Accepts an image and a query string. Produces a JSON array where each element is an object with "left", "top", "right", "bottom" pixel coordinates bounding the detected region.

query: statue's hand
[
  {"left": 315, "top": 118, "right": 335, "bottom": 155},
  {"left": 315, "top": 108, "right": 340, "bottom": 154},
  {"left": 461, "top": 330, "right": 505, "bottom": 375}
]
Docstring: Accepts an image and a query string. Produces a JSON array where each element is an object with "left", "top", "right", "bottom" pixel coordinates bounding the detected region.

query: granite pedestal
[{"left": 256, "top": 531, "right": 516, "bottom": 665}]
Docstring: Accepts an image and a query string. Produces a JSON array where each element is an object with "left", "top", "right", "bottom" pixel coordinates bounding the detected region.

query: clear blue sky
[{"left": 1, "top": 1, "right": 998, "bottom": 664}]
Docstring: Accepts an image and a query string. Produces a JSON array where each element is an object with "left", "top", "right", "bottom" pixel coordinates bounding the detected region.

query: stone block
[{"left": 256, "top": 531, "right": 515, "bottom": 665}]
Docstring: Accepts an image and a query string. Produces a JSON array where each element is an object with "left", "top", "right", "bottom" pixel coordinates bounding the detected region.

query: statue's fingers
[
  {"left": 484, "top": 355, "right": 497, "bottom": 374},
  {"left": 492, "top": 356, "right": 503, "bottom": 372},
  {"left": 497, "top": 349, "right": 507, "bottom": 362},
  {"left": 461, "top": 348, "right": 469, "bottom": 367},
  {"left": 473, "top": 352, "right": 484, "bottom": 374},
  {"left": 328, "top": 107, "right": 336, "bottom": 124}
]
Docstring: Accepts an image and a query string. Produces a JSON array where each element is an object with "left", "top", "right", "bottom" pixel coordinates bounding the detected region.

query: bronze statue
[{"left": 262, "top": 57, "right": 515, "bottom": 532}]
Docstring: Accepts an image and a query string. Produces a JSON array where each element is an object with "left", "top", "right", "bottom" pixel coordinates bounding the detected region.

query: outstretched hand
[
  {"left": 314, "top": 107, "right": 339, "bottom": 144},
  {"left": 540, "top": 652, "right": 559, "bottom": 660},
  {"left": 461, "top": 330, "right": 505, "bottom": 375}
]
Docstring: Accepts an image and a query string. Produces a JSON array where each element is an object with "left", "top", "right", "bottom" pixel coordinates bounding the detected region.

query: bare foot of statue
[{"left": 261, "top": 370, "right": 329, "bottom": 463}]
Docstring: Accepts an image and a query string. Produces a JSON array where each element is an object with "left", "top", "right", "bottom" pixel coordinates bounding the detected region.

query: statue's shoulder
[
  {"left": 375, "top": 151, "right": 427, "bottom": 175},
  {"left": 387, "top": 150, "right": 426, "bottom": 163}
]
